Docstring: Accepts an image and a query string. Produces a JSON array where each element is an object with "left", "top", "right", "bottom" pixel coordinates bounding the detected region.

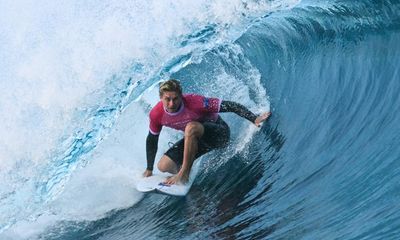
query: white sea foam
[{"left": 0, "top": 0, "right": 297, "bottom": 238}]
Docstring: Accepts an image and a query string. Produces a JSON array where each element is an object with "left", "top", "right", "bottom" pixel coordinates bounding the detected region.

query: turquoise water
[{"left": 1, "top": 0, "right": 400, "bottom": 239}]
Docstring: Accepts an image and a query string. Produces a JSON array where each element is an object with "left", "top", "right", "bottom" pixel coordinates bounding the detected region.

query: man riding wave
[{"left": 143, "top": 79, "right": 271, "bottom": 185}]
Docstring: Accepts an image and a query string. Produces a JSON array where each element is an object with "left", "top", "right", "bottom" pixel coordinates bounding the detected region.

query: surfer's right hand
[{"left": 143, "top": 169, "right": 153, "bottom": 177}]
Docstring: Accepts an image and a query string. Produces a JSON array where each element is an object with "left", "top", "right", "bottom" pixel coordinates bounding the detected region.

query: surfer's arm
[
  {"left": 220, "top": 100, "right": 258, "bottom": 122},
  {"left": 220, "top": 100, "right": 271, "bottom": 127},
  {"left": 146, "top": 132, "right": 159, "bottom": 172}
]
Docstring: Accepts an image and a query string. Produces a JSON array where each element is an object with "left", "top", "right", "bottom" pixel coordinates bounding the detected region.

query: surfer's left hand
[
  {"left": 254, "top": 112, "right": 271, "bottom": 127},
  {"left": 164, "top": 174, "right": 188, "bottom": 185}
]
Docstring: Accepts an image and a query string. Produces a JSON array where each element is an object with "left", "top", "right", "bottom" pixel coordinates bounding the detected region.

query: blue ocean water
[{"left": 1, "top": 0, "right": 400, "bottom": 239}]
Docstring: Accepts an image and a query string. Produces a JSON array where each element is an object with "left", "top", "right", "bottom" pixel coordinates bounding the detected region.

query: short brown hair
[{"left": 159, "top": 79, "right": 182, "bottom": 96}]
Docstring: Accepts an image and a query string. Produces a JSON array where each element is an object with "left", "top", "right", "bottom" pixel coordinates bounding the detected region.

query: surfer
[{"left": 143, "top": 79, "right": 271, "bottom": 185}]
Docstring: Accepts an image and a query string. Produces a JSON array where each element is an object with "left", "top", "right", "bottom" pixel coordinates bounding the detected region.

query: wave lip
[{"left": 6, "top": 0, "right": 400, "bottom": 239}]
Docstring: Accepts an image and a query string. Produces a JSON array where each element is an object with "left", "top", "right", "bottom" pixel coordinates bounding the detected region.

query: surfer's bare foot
[{"left": 164, "top": 174, "right": 188, "bottom": 185}]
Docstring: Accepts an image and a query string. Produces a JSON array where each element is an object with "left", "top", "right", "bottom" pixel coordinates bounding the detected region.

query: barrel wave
[{"left": 1, "top": 0, "right": 400, "bottom": 239}]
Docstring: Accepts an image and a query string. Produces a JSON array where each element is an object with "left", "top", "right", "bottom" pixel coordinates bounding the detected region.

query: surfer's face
[{"left": 161, "top": 91, "right": 182, "bottom": 113}]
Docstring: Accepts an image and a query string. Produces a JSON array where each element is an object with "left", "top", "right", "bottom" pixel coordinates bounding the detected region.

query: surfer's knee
[
  {"left": 157, "top": 161, "right": 168, "bottom": 172},
  {"left": 184, "top": 122, "right": 204, "bottom": 138},
  {"left": 157, "top": 156, "right": 178, "bottom": 174}
]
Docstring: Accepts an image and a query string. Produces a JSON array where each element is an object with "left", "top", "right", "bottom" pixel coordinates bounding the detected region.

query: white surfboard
[{"left": 136, "top": 160, "right": 201, "bottom": 196}]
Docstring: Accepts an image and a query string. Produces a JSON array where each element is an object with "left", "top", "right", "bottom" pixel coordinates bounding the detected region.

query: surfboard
[{"left": 136, "top": 160, "right": 201, "bottom": 196}]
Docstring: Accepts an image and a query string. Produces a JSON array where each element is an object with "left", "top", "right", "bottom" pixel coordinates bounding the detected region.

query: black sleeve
[
  {"left": 220, "top": 100, "right": 257, "bottom": 123},
  {"left": 146, "top": 132, "right": 159, "bottom": 171}
]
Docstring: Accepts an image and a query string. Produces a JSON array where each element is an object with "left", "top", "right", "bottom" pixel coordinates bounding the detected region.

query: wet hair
[{"left": 159, "top": 79, "right": 182, "bottom": 97}]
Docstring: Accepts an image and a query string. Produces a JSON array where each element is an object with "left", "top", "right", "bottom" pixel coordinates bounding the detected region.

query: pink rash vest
[{"left": 149, "top": 94, "right": 221, "bottom": 135}]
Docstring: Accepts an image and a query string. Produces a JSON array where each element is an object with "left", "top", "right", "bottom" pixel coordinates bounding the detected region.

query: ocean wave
[{"left": 2, "top": 0, "right": 400, "bottom": 239}]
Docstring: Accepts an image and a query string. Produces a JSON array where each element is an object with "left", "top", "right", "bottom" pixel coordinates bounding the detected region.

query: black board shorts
[{"left": 164, "top": 116, "right": 230, "bottom": 167}]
